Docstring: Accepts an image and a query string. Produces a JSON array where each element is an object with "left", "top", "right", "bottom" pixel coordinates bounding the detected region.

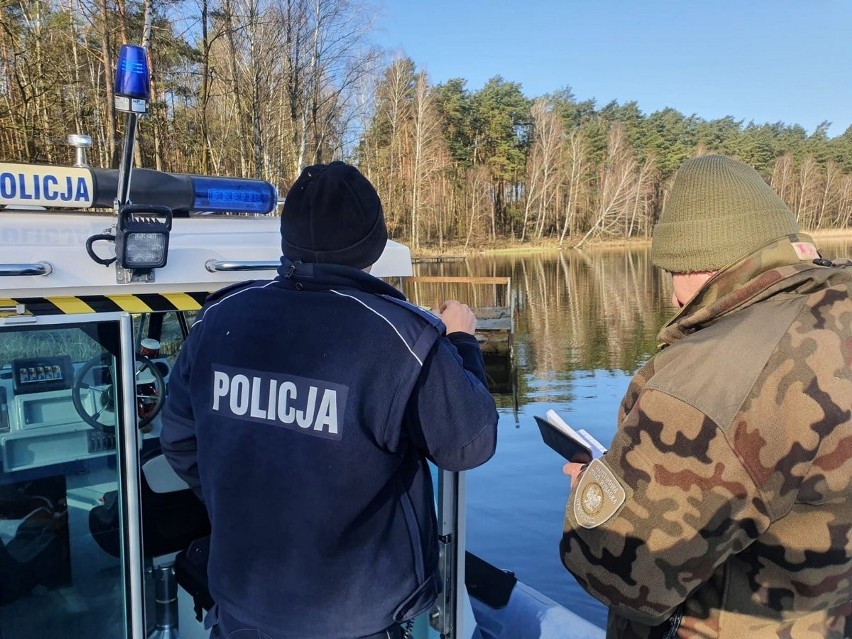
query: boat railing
[
  {"left": 0, "top": 262, "right": 54, "bottom": 277},
  {"left": 204, "top": 260, "right": 279, "bottom": 272}
]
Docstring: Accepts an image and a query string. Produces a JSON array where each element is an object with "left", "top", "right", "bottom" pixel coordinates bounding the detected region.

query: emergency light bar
[
  {"left": 189, "top": 176, "right": 277, "bottom": 214},
  {"left": 0, "top": 163, "right": 278, "bottom": 215}
]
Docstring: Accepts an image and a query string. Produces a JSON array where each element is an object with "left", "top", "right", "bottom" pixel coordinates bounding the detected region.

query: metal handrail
[
  {"left": 434, "top": 469, "right": 462, "bottom": 637},
  {"left": 0, "top": 262, "right": 53, "bottom": 276},
  {"left": 205, "top": 259, "right": 278, "bottom": 272}
]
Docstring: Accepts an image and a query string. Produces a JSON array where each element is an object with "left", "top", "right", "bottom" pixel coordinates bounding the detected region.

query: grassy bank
[
  {"left": 410, "top": 228, "right": 852, "bottom": 259},
  {"left": 410, "top": 236, "right": 650, "bottom": 259}
]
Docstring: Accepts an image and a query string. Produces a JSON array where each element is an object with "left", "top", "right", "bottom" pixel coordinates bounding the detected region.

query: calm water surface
[{"left": 404, "top": 238, "right": 851, "bottom": 630}]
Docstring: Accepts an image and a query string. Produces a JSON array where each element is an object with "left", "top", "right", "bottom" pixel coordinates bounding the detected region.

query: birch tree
[
  {"left": 220, "top": 0, "right": 249, "bottom": 174},
  {"left": 373, "top": 57, "right": 414, "bottom": 227},
  {"left": 559, "top": 127, "right": 592, "bottom": 245},
  {"left": 578, "top": 122, "right": 637, "bottom": 246},
  {"left": 522, "top": 98, "right": 563, "bottom": 240},
  {"left": 771, "top": 153, "right": 797, "bottom": 209},
  {"left": 99, "top": 0, "right": 117, "bottom": 162},
  {"left": 796, "top": 155, "right": 821, "bottom": 227},
  {"left": 464, "top": 165, "right": 491, "bottom": 248},
  {"left": 835, "top": 174, "right": 852, "bottom": 227},
  {"left": 410, "top": 71, "right": 445, "bottom": 248},
  {"left": 815, "top": 160, "right": 842, "bottom": 229},
  {"left": 293, "top": 0, "right": 378, "bottom": 171}
]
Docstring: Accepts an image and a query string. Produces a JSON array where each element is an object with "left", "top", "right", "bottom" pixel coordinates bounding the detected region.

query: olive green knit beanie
[{"left": 651, "top": 155, "right": 799, "bottom": 272}]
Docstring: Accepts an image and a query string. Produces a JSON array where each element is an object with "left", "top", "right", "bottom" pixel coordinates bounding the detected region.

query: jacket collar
[
  {"left": 657, "top": 234, "right": 828, "bottom": 345},
  {"left": 275, "top": 257, "right": 406, "bottom": 300}
]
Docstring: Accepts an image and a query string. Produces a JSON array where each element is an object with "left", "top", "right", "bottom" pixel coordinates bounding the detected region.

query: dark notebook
[{"left": 534, "top": 410, "right": 607, "bottom": 462}]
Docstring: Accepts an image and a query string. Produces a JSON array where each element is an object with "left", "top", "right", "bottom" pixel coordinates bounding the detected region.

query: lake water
[{"left": 403, "top": 238, "right": 851, "bottom": 630}]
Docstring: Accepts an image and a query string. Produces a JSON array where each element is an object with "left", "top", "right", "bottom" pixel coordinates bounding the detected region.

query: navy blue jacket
[{"left": 160, "top": 259, "right": 498, "bottom": 638}]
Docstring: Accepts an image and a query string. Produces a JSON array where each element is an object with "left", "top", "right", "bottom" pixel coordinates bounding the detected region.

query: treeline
[{"left": 2, "top": 0, "right": 851, "bottom": 247}]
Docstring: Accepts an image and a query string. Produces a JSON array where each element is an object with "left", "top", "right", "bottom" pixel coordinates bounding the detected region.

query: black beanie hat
[{"left": 281, "top": 161, "right": 388, "bottom": 269}]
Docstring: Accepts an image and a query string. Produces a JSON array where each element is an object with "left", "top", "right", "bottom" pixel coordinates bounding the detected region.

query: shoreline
[{"left": 410, "top": 228, "right": 852, "bottom": 259}]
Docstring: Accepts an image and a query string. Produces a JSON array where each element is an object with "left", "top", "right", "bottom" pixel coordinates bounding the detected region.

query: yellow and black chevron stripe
[{"left": 0, "top": 292, "right": 211, "bottom": 316}]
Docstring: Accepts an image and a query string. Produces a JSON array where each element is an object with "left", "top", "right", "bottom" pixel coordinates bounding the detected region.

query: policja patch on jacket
[
  {"left": 210, "top": 364, "right": 348, "bottom": 440},
  {"left": 573, "top": 459, "right": 627, "bottom": 528}
]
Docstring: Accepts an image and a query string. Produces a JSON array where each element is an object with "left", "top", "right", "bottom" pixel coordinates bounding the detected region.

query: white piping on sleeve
[{"left": 330, "top": 289, "right": 423, "bottom": 366}]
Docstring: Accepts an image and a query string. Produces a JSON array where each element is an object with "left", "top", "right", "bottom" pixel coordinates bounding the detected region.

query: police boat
[{"left": 0, "top": 44, "right": 604, "bottom": 639}]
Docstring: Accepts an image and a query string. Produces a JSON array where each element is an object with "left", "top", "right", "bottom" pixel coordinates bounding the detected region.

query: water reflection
[
  {"left": 403, "top": 247, "right": 674, "bottom": 407},
  {"left": 403, "top": 239, "right": 850, "bottom": 630},
  {"left": 819, "top": 238, "right": 851, "bottom": 260}
]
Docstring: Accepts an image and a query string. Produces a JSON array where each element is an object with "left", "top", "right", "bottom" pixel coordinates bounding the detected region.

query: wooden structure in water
[
  {"left": 405, "top": 276, "right": 515, "bottom": 396},
  {"left": 411, "top": 256, "right": 467, "bottom": 264}
]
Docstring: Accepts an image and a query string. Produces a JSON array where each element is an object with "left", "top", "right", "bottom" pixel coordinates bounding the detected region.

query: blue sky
[{"left": 373, "top": 0, "right": 852, "bottom": 138}]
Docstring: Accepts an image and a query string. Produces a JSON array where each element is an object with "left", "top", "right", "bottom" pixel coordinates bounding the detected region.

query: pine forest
[{"left": 2, "top": 0, "right": 851, "bottom": 249}]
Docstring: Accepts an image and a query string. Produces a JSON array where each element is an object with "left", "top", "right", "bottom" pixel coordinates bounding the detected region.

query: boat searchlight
[{"left": 114, "top": 204, "right": 172, "bottom": 271}]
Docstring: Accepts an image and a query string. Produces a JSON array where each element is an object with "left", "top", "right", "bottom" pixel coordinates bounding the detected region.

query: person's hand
[
  {"left": 563, "top": 462, "right": 585, "bottom": 490},
  {"left": 434, "top": 300, "right": 476, "bottom": 335}
]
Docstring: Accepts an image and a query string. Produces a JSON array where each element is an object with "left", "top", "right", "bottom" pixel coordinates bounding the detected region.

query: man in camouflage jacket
[{"left": 560, "top": 155, "right": 852, "bottom": 639}]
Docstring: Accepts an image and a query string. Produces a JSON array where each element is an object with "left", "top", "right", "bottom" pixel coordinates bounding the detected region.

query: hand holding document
[{"left": 534, "top": 409, "right": 607, "bottom": 463}]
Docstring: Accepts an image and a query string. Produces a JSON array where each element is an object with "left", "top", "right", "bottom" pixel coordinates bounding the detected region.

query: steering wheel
[{"left": 71, "top": 353, "right": 166, "bottom": 431}]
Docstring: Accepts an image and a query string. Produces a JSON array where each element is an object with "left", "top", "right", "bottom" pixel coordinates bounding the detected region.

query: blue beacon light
[
  {"left": 114, "top": 44, "right": 150, "bottom": 114},
  {"left": 190, "top": 176, "right": 278, "bottom": 214}
]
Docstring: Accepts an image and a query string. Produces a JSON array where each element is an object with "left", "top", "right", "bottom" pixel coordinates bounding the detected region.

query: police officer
[
  {"left": 160, "top": 161, "right": 498, "bottom": 639},
  {"left": 560, "top": 155, "right": 852, "bottom": 638}
]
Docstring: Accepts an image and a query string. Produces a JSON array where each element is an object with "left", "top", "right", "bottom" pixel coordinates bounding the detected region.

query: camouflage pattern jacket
[{"left": 560, "top": 236, "right": 852, "bottom": 639}]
